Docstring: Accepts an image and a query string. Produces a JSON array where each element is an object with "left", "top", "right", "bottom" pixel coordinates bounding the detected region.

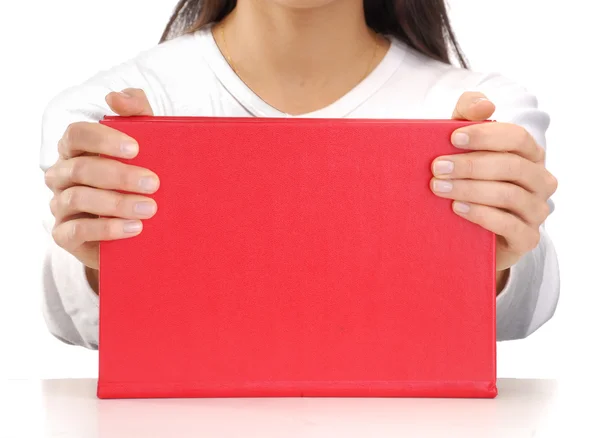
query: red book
[{"left": 98, "top": 117, "right": 497, "bottom": 399}]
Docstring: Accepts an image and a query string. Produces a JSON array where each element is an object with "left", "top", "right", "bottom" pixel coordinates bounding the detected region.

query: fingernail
[
  {"left": 473, "top": 97, "right": 488, "bottom": 105},
  {"left": 120, "top": 90, "right": 132, "bottom": 98},
  {"left": 453, "top": 202, "right": 471, "bottom": 214},
  {"left": 123, "top": 220, "right": 142, "bottom": 233},
  {"left": 432, "top": 180, "right": 453, "bottom": 193},
  {"left": 120, "top": 141, "right": 139, "bottom": 158},
  {"left": 139, "top": 176, "right": 159, "bottom": 193},
  {"left": 433, "top": 160, "right": 454, "bottom": 175},
  {"left": 134, "top": 202, "right": 156, "bottom": 217},
  {"left": 452, "top": 132, "right": 470, "bottom": 148}
]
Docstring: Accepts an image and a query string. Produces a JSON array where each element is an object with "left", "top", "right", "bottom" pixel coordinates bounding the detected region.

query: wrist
[
  {"left": 496, "top": 268, "right": 510, "bottom": 294},
  {"left": 85, "top": 266, "right": 99, "bottom": 295}
]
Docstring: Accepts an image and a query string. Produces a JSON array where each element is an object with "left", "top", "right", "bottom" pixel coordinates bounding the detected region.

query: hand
[
  {"left": 430, "top": 92, "right": 558, "bottom": 289},
  {"left": 44, "top": 88, "right": 159, "bottom": 291}
]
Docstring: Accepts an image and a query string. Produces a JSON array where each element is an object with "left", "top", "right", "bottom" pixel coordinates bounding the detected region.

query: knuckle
[
  {"left": 545, "top": 172, "right": 558, "bottom": 193},
  {"left": 117, "top": 166, "right": 133, "bottom": 189},
  {"left": 469, "top": 205, "right": 486, "bottom": 223},
  {"left": 111, "top": 194, "right": 126, "bottom": 215},
  {"left": 538, "top": 146, "right": 547, "bottom": 162},
  {"left": 70, "top": 221, "right": 84, "bottom": 242},
  {"left": 69, "top": 158, "right": 86, "bottom": 183},
  {"left": 64, "top": 122, "right": 81, "bottom": 146},
  {"left": 63, "top": 122, "right": 93, "bottom": 155},
  {"left": 52, "top": 221, "right": 86, "bottom": 247},
  {"left": 506, "top": 156, "right": 523, "bottom": 180},
  {"left": 539, "top": 200, "right": 551, "bottom": 220},
  {"left": 499, "top": 184, "right": 517, "bottom": 206},
  {"left": 516, "top": 187, "right": 530, "bottom": 209},
  {"left": 51, "top": 226, "right": 62, "bottom": 246},
  {"left": 463, "top": 156, "right": 475, "bottom": 178},
  {"left": 125, "top": 88, "right": 147, "bottom": 102},
  {"left": 118, "top": 170, "right": 129, "bottom": 189},
  {"left": 102, "top": 220, "right": 118, "bottom": 240},
  {"left": 57, "top": 138, "right": 67, "bottom": 157},
  {"left": 62, "top": 187, "right": 80, "bottom": 210},
  {"left": 44, "top": 167, "right": 56, "bottom": 189},
  {"left": 49, "top": 196, "right": 58, "bottom": 217}
]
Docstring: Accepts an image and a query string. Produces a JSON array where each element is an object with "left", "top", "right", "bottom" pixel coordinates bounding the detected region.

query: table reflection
[{"left": 40, "top": 379, "right": 557, "bottom": 438}]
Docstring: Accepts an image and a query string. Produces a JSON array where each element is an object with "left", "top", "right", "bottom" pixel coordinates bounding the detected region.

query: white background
[{"left": 0, "top": 1, "right": 596, "bottom": 381}]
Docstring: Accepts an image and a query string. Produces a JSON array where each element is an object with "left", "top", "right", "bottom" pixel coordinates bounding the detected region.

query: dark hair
[{"left": 160, "top": 0, "right": 467, "bottom": 67}]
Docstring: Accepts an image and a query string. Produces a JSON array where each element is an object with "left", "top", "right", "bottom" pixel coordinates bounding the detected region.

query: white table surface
[{"left": 2, "top": 378, "right": 594, "bottom": 437}]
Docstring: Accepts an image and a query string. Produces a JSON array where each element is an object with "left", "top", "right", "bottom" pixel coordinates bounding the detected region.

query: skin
[
  {"left": 434, "top": 94, "right": 557, "bottom": 291},
  {"left": 44, "top": 0, "right": 557, "bottom": 293},
  {"left": 216, "top": 0, "right": 390, "bottom": 115},
  {"left": 45, "top": 88, "right": 158, "bottom": 292}
]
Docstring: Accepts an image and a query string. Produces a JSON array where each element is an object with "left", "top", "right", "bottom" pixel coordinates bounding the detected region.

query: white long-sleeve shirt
[{"left": 40, "top": 26, "right": 560, "bottom": 349}]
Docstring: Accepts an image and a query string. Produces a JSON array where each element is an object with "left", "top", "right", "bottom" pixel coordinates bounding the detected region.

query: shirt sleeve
[
  {"left": 475, "top": 73, "right": 560, "bottom": 341},
  {"left": 40, "top": 56, "right": 170, "bottom": 349}
]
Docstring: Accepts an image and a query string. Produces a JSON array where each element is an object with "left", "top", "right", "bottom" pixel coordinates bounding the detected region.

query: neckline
[{"left": 195, "top": 25, "right": 406, "bottom": 118}]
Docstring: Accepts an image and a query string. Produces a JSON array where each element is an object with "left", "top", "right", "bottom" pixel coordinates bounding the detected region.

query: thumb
[
  {"left": 451, "top": 91, "right": 495, "bottom": 121},
  {"left": 105, "top": 88, "right": 154, "bottom": 116}
]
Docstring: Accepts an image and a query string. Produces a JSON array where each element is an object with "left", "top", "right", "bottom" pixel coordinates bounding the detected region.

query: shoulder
[
  {"left": 61, "top": 27, "right": 221, "bottom": 116},
  {"left": 396, "top": 41, "right": 532, "bottom": 97},
  {"left": 133, "top": 30, "right": 206, "bottom": 74},
  {"left": 129, "top": 29, "right": 220, "bottom": 113},
  {"left": 387, "top": 40, "right": 547, "bottom": 127},
  {"left": 40, "top": 28, "right": 220, "bottom": 162}
]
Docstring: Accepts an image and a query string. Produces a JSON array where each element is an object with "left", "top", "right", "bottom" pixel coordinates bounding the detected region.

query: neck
[
  {"left": 226, "top": 0, "right": 372, "bottom": 79},
  {"left": 214, "top": 0, "right": 387, "bottom": 115}
]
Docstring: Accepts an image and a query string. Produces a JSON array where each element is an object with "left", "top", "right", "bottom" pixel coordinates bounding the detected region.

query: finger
[
  {"left": 452, "top": 92, "right": 496, "bottom": 121},
  {"left": 51, "top": 186, "right": 158, "bottom": 222},
  {"left": 451, "top": 202, "right": 541, "bottom": 256},
  {"left": 58, "top": 121, "right": 140, "bottom": 159},
  {"left": 52, "top": 217, "right": 143, "bottom": 252},
  {"left": 49, "top": 206, "right": 93, "bottom": 225},
  {"left": 431, "top": 178, "right": 550, "bottom": 226},
  {"left": 45, "top": 156, "right": 160, "bottom": 193},
  {"left": 450, "top": 122, "right": 545, "bottom": 163},
  {"left": 432, "top": 152, "right": 553, "bottom": 197},
  {"left": 75, "top": 242, "right": 101, "bottom": 271},
  {"left": 105, "top": 88, "right": 154, "bottom": 117}
]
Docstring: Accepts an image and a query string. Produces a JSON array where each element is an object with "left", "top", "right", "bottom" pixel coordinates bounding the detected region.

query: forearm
[
  {"left": 41, "top": 241, "right": 100, "bottom": 349},
  {"left": 496, "top": 228, "right": 559, "bottom": 341}
]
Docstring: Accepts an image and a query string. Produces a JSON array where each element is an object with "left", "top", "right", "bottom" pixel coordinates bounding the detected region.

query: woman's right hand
[{"left": 44, "top": 88, "right": 160, "bottom": 291}]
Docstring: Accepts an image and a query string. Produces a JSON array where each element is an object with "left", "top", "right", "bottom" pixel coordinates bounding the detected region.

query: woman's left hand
[{"left": 431, "top": 92, "right": 558, "bottom": 290}]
